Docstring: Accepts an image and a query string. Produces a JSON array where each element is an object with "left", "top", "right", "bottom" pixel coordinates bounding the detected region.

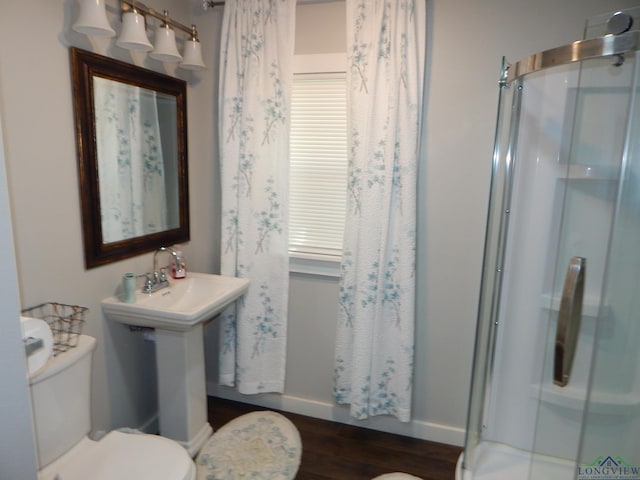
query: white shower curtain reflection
[
  {"left": 218, "top": 0, "right": 295, "bottom": 393},
  {"left": 334, "top": 0, "right": 426, "bottom": 421},
  {"left": 94, "top": 77, "right": 168, "bottom": 243}
]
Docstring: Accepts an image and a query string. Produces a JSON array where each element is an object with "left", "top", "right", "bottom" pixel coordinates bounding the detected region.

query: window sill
[{"left": 289, "top": 252, "right": 341, "bottom": 278}]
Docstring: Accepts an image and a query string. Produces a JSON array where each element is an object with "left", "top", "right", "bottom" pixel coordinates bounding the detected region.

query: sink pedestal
[
  {"left": 101, "top": 273, "right": 250, "bottom": 458},
  {"left": 155, "top": 324, "right": 212, "bottom": 456}
]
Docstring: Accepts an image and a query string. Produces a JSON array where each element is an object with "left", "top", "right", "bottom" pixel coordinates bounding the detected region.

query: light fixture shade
[
  {"left": 116, "top": 11, "right": 152, "bottom": 51},
  {"left": 150, "top": 25, "right": 182, "bottom": 63},
  {"left": 180, "top": 39, "right": 206, "bottom": 70},
  {"left": 73, "top": 0, "right": 115, "bottom": 37}
]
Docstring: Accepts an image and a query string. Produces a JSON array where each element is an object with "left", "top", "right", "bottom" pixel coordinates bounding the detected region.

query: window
[{"left": 289, "top": 54, "right": 347, "bottom": 274}]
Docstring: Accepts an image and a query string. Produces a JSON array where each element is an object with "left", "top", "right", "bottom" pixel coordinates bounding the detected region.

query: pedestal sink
[{"left": 101, "top": 272, "right": 249, "bottom": 456}]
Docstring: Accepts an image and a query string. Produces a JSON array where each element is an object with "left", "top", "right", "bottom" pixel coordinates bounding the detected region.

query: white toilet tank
[{"left": 29, "top": 335, "right": 96, "bottom": 469}]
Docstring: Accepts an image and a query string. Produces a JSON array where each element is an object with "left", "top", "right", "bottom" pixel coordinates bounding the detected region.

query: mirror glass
[{"left": 71, "top": 48, "right": 189, "bottom": 268}]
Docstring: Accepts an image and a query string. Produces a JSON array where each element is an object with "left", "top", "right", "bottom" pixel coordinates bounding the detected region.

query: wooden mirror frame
[{"left": 70, "top": 47, "right": 190, "bottom": 268}]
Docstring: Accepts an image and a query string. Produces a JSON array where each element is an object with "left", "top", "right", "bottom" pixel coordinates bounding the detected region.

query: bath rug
[{"left": 196, "top": 410, "right": 301, "bottom": 480}]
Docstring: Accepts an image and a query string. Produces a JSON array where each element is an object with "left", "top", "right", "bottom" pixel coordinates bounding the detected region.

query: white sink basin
[{"left": 102, "top": 272, "right": 249, "bottom": 331}]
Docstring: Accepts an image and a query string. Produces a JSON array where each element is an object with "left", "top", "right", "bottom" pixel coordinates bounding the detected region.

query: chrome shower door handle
[{"left": 554, "top": 256, "right": 586, "bottom": 387}]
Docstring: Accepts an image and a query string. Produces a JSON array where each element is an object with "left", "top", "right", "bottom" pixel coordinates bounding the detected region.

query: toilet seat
[{"left": 39, "top": 431, "right": 195, "bottom": 480}]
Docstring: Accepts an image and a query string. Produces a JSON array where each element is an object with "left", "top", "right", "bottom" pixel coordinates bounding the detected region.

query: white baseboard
[{"left": 207, "top": 382, "right": 464, "bottom": 447}]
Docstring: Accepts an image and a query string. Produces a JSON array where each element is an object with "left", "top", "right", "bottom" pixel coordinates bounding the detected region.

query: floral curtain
[
  {"left": 93, "top": 77, "right": 168, "bottom": 243},
  {"left": 334, "top": 0, "right": 426, "bottom": 421},
  {"left": 218, "top": 0, "right": 295, "bottom": 393}
]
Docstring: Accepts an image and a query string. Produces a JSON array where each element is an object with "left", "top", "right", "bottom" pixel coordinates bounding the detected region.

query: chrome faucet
[{"left": 147, "top": 246, "right": 182, "bottom": 292}]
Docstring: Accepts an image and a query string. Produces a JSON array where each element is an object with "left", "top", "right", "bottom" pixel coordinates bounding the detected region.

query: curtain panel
[
  {"left": 334, "top": 0, "right": 426, "bottom": 422},
  {"left": 218, "top": 0, "right": 296, "bottom": 394}
]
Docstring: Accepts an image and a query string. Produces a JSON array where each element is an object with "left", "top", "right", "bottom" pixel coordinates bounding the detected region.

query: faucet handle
[
  {"left": 142, "top": 274, "right": 154, "bottom": 293},
  {"left": 159, "top": 268, "right": 168, "bottom": 283}
]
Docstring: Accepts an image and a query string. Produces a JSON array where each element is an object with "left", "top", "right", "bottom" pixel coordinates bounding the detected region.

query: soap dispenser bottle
[{"left": 171, "top": 245, "right": 187, "bottom": 279}]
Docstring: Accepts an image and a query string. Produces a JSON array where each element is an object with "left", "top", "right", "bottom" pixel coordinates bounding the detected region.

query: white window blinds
[{"left": 289, "top": 72, "right": 347, "bottom": 258}]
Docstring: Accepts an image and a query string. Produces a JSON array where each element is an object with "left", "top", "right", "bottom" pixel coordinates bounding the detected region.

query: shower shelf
[
  {"left": 531, "top": 383, "right": 640, "bottom": 416},
  {"left": 561, "top": 164, "right": 619, "bottom": 181},
  {"left": 540, "top": 293, "right": 609, "bottom": 318}
]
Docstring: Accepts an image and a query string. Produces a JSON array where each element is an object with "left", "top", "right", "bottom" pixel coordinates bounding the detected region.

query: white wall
[
  {"left": 0, "top": 0, "right": 222, "bottom": 445},
  {"left": 1, "top": 4, "right": 639, "bottom": 476},
  {"left": 207, "top": 0, "right": 640, "bottom": 446},
  {"left": 0, "top": 102, "right": 39, "bottom": 479},
  {"left": 417, "top": 0, "right": 636, "bottom": 437}
]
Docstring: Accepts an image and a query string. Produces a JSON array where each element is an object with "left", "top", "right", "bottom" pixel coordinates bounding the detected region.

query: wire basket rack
[{"left": 21, "top": 302, "right": 88, "bottom": 356}]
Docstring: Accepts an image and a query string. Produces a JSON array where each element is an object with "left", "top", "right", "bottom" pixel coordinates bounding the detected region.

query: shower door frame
[{"left": 461, "top": 28, "right": 640, "bottom": 476}]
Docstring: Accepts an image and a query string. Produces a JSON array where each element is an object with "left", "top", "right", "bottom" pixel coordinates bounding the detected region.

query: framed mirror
[{"left": 70, "top": 47, "right": 189, "bottom": 268}]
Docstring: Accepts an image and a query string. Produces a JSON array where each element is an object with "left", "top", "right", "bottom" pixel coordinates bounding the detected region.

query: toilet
[{"left": 29, "top": 334, "right": 195, "bottom": 480}]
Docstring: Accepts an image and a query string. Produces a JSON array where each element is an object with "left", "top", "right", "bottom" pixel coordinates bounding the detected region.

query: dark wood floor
[{"left": 207, "top": 396, "right": 462, "bottom": 480}]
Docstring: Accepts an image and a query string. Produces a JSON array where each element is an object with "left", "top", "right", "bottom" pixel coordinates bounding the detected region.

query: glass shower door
[
  {"left": 575, "top": 50, "right": 640, "bottom": 477},
  {"left": 459, "top": 12, "right": 640, "bottom": 480},
  {"left": 528, "top": 52, "right": 638, "bottom": 480}
]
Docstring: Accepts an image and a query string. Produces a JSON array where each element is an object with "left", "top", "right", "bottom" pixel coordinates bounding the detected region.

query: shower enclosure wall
[{"left": 458, "top": 8, "right": 640, "bottom": 480}]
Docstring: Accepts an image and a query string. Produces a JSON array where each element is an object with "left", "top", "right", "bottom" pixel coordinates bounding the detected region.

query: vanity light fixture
[
  {"left": 116, "top": 4, "right": 153, "bottom": 51},
  {"left": 73, "top": 0, "right": 212, "bottom": 70},
  {"left": 72, "top": 0, "right": 116, "bottom": 37},
  {"left": 180, "top": 26, "right": 206, "bottom": 71},
  {"left": 149, "top": 11, "right": 182, "bottom": 63}
]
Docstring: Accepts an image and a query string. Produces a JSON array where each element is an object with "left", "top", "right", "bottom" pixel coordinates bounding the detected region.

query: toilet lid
[{"left": 39, "top": 431, "right": 195, "bottom": 480}]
